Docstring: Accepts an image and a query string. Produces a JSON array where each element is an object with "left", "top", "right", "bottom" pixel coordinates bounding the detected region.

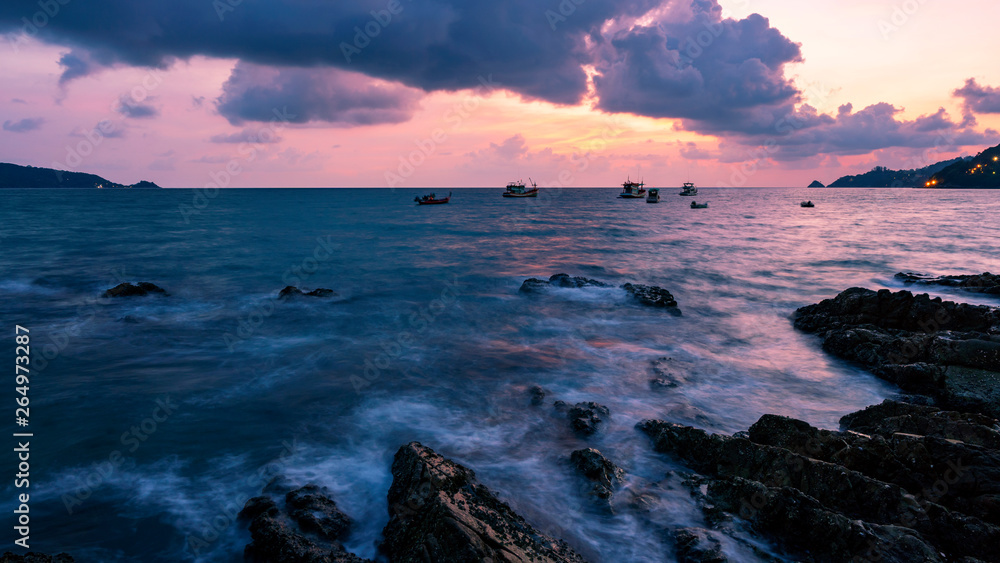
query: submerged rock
[
  {"left": 555, "top": 401, "right": 610, "bottom": 436},
  {"left": 673, "top": 528, "right": 727, "bottom": 563},
  {"left": 239, "top": 484, "right": 371, "bottom": 563},
  {"left": 638, "top": 397, "right": 1000, "bottom": 562},
  {"left": 529, "top": 385, "right": 547, "bottom": 406},
  {"left": 570, "top": 448, "right": 625, "bottom": 501},
  {"left": 519, "top": 273, "right": 610, "bottom": 293},
  {"left": 518, "top": 274, "right": 681, "bottom": 314},
  {"left": 102, "top": 282, "right": 167, "bottom": 297},
  {"left": 381, "top": 442, "right": 587, "bottom": 563},
  {"left": 896, "top": 272, "right": 1000, "bottom": 294},
  {"left": 794, "top": 287, "right": 1000, "bottom": 416},
  {"left": 278, "top": 286, "right": 338, "bottom": 299}
]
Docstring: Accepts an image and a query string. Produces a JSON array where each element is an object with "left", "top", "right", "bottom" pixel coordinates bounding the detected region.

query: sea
[{"left": 1, "top": 187, "right": 998, "bottom": 562}]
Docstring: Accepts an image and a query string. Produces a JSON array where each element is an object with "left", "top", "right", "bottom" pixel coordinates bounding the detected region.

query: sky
[{"left": 2, "top": 0, "right": 999, "bottom": 188}]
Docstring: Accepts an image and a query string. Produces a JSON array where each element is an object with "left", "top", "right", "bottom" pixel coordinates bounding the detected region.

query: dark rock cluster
[
  {"left": 102, "top": 282, "right": 167, "bottom": 297},
  {"left": 278, "top": 286, "right": 338, "bottom": 299},
  {"left": 896, "top": 271, "right": 1000, "bottom": 294},
  {"left": 519, "top": 273, "right": 681, "bottom": 314}
]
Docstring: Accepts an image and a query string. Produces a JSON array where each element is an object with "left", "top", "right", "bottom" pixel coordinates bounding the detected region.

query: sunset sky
[{"left": 2, "top": 0, "right": 1000, "bottom": 188}]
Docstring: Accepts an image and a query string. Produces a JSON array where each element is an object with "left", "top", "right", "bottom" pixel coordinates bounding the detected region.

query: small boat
[
  {"left": 414, "top": 192, "right": 451, "bottom": 205},
  {"left": 503, "top": 179, "right": 539, "bottom": 198},
  {"left": 619, "top": 177, "right": 646, "bottom": 198},
  {"left": 646, "top": 188, "right": 660, "bottom": 203},
  {"left": 800, "top": 201, "right": 815, "bottom": 208},
  {"left": 679, "top": 182, "right": 698, "bottom": 196},
  {"left": 690, "top": 201, "right": 708, "bottom": 209}
]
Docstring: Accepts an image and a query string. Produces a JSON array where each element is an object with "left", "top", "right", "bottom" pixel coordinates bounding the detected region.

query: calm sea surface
[{"left": 1, "top": 187, "right": 998, "bottom": 561}]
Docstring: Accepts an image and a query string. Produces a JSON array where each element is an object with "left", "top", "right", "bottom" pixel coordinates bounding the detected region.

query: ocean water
[{"left": 1, "top": 187, "right": 998, "bottom": 562}]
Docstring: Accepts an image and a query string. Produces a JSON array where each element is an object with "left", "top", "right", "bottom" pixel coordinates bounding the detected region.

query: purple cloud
[
  {"left": 3, "top": 117, "right": 44, "bottom": 132},
  {"left": 215, "top": 63, "right": 423, "bottom": 126},
  {"left": 954, "top": 79, "right": 1000, "bottom": 115}
]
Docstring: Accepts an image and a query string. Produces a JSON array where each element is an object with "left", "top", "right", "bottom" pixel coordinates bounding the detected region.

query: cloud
[
  {"left": 2, "top": 117, "right": 44, "bottom": 132},
  {"left": 954, "top": 79, "right": 1000, "bottom": 115},
  {"left": 215, "top": 63, "right": 424, "bottom": 126},
  {"left": 209, "top": 127, "right": 283, "bottom": 144},
  {"left": 113, "top": 94, "right": 159, "bottom": 119}
]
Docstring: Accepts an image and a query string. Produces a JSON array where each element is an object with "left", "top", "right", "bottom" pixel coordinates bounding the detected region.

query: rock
[
  {"left": 240, "top": 485, "right": 371, "bottom": 563},
  {"left": 0, "top": 554, "right": 75, "bottom": 563},
  {"left": 794, "top": 288, "right": 1000, "bottom": 417},
  {"left": 278, "top": 286, "right": 338, "bottom": 299},
  {"left": 808, "top": 180, "right": 825, "bottom": 188},
  {"left": 556, "top": 401, "right": 610, "bottom": 436},
  {"left": 102, "top": 282, "right": 167, "bottom": 297},
  {"left": 896, "top": 272, "right": 1000, "bottom": 294},
  {"left": 570, "top": 448, "right": 625, "bottom": 501},
  {"left": 673, "top": 528, "right": 727, "bottom": 563},
  {"left": 639, "top": 399, "right": 1000, "bottom": 562},
  {"left": 519, "top": 273, "right": 610, "bottom": 293},
  {"left": 529, "top": 385, "right": 547, "bottom": 406},
  {"left": 622, "top": 283, "right": 681, "bottom": 313},
  {"left": 381, "top": 442, "right": 587, "bottom": 563}
]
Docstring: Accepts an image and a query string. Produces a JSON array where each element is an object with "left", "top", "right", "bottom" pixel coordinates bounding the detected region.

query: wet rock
[
  {"left": 640, "top": 399, "right": 1000, "bottom": 562},
  {"left": 529, "top": 385, "right": 547, "bottom": 406},
  {"left": 0, "top": 554, "right": 75, "bottom": 563},
  {"left": 278, "top": 286, "right": 338, "bottom": 299},
  {"left": 794, "top": 288, "right": 1000, "bottom": 417},
  {"left": 381, "top": 442, "right": 587, "bottom": 563},
  {"left": 102, "top": 282, "right": 167, "bottom": 297},
  {"left": 555, "top": 401, "right": 610, "bottom": 436},
  {"left": 673, "top": 528, "right": 727, "bottom": 563},
  {"left": 570, "top": 448, "right": 625, "bottom": 501},
  {"left": 622, "top": 283, "right": 681, "bottom": 313},
  {"left": 519, "top": 273, "right": 610, "bottom": 293},
  {"left": 240, "top": 485, "right": 371, "bottom": 563},
  {"left": 896, "top": 272, "right": 1000, "bottom": 294}
]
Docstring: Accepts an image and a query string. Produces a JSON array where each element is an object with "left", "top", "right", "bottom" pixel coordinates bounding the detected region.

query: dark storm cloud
[
  {"left": 954, "top": 79, "right": 1000, "bottom": 115},
  {"left": 214, "top": 63, "right": 424, "bottom": 126},
  {"left": 2, "top": 117, "right": 44, "bottom": 132},
  {"left": 0, "top": 0, "right": 660, "bottom": 104},
  {"left": 593, "top": 6, "right": 803, "bottom": 134}
]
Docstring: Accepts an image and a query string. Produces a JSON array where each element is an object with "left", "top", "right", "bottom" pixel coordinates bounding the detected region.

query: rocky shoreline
[{"left": 23, "top": 282, "right": 1000, "bottom": 562}]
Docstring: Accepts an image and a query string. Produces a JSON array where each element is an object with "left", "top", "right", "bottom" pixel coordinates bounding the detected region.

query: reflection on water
[{"left": 1, "top": 187, "right": 998, "bottom": 562}]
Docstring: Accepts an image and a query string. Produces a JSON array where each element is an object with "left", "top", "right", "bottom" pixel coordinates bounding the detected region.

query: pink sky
[{"left": 1, "top": 0, "right": 999, "bottom": 188}]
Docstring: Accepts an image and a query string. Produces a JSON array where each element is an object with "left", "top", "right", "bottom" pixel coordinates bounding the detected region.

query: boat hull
[
  {"left": 416, "top": 198, "right": 450, "bottom": 205},
  {"left": 503, "top": 190, "right": 538, "bottom": 198}
]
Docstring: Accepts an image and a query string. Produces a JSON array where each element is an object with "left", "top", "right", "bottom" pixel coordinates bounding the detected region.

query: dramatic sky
[{"left": 2, "top": 0, "right": 999, "bottom": 187}]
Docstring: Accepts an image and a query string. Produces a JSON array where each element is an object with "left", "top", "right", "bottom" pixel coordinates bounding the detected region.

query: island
[
  {"left": 0, "top": 162, "right": 161, "bottom": 189},
  {"left": 808, "top": 180, "right": 824, "bottom": 188},
  {"left": 825, "top": 156, "right": 969, "bottom": 188}
]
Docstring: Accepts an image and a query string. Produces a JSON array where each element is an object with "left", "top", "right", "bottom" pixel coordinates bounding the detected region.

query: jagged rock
[
  {"left": 278, "top": 286, "right": 338, "bottom": 299},
  {"left": 555, "top": 401, "right": 610, "bottom": 436},
  {"left": 896, "top": 272, "right": 1000, "bottom": 294},
  {"left": 673, "top": 528, "right": 727, "bottom": 563},
  {"left": 102, "top": 282, "right": 167, "bottom": 297},
  {"left": 240, "top": 485, "right": 371, "bottom": 563},
  {"left": 622, "top": 283, "right": 681, "bottom": 313},
  {"left": 0, "top": 554, "right": 74, "bottom": 563},
  {"left": 640, "top": 400, "right": 1000, "bottom": 562},
  {"left": 570, "top": 448, "right": 624, "bottom": 501},
  {"left": 381, "top": 442, "right": 587, "bottom": 563},
  {"left": 794, "top": 288, "right": 1000, "bottom": 417}
]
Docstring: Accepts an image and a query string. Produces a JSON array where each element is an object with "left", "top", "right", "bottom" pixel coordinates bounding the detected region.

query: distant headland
[
  {"left": 0, "top": 162, "right": 161, "bottom": 189},
  {"left": 815, "top": 139, "right": 1000, "bottom": 188}
]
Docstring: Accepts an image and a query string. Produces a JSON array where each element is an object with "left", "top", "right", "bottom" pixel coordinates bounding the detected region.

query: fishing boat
[
  {"left": 646, "top": 188, "right": 660, "bottom": 203},
  {"left": 503, "top": 179, "right": 539, "bottom": 198},
  {"left": 690, "top": 201, "right": 709, "bottom": 209},
  {"left": 414, "top": 192, "right": 451, "bottom": 205},
  {"left": 619, "top": 177, "right": 646, "bottom": 198},
  {"left": 679, "top": 182, "right": 698, "bottom": 196},
  {"left": 800, "top": 201, "right": 815, "bottom": 208}
]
